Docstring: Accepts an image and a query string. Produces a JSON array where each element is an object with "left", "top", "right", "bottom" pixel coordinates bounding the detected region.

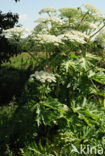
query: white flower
[
  {"left": 4, "top": 27, "right": 30, "bottom": 34},
  {"left": 35, "top": 17, "right": 64, "bottom": 25},
  {"left": 30, "top": 71, "right": 56, "bottom": 83},
  {"left": 82, "top": 21, "right": 99, "bottom": 30},
  {"left": 59, "top": 8, "right": 80, "bottom": 18},
  {"left": 3, "top": 27, "right": 30, "bottom": 38},
  {"left": 93, "top": 13, "right": 103, "bottom": 21},
  {"left": 58, "top": 30, "right": 89, "bottom": 44},
  {"left": 68, "top": 30, "right": 89, "bottom": 38},
  {"left": 39, "top": 7, "right": 56, "bottom": 14},
  {"left": 62, "top": 34, "right": 85, "bottom": 44},
  {"left": 63, "top": 104, "right": 69, "bottom": 111},
  {"left": 83, "top": 3, "right": 101, "bottom": 14},
  {"left": 36, "top": 34, "right": 63, "bottom": 46},
  {"left": 29, "top": 77, "right": 34, "bottom": 82}
]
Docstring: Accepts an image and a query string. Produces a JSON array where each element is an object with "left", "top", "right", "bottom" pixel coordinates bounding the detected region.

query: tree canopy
[{"left": 0, "top": 1, "right": 19, "bottom": 64}]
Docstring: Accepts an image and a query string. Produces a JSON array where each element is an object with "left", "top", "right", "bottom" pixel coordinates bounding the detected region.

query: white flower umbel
[
  {"left": 69, "top": 30, "right": 89, "bottom": 38},
  {"left": 36, "top": 34, "right": 63, "bottom": 46},
  {"left": 39, "top": 7, "right": 56, "bottom": 14},
  {"left": 82, "top": 21, "right": 99, "bottom": 30},
  {"left": 59, "top": 8, "right": 80, "bottom": 18},
  {"left": 35, "top": 17, "right": 64, "bottom": 25},
  {"left": 93, "top": 12, "right": 103, "bottom": 21},
  {"left": 58, "top": 30, "right": 89, "bottom": 44},
  {"left": 83, "top": 3, "right": 101, "bottom": 14},
  {"left": 30, "top": 71, "right": 56, "bottom": 83},
  {"left": 3, "top": 27, "right": 30, "bottom": 38},
  {"left": 59, "top": 34, "right": 86, "bottom": 44}
]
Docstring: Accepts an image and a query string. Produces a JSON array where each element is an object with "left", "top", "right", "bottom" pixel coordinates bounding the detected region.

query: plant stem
[
  {"left": 69, "top": 18, "right": 70, "bottom": 27},
  {"left": 44, "top": 45, "right": 48, "bottom": 66},
  {"left": 77, "top": 11, "right": 89, "bottom": 29},
  {"left": 28, "top": 52, "right": 38, "bottom": 62},
  {"left": 90, "top": 24, "right": 105, "bottom": 39}
]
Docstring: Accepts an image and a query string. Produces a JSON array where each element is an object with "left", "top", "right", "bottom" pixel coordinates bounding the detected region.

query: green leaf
[{"left": 92, "top": 76, "right": 105, "bottom": 84}]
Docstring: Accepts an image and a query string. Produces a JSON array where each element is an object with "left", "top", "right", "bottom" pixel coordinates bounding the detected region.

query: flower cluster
[
  {"left": 68, "top": 30, "right": 89, "bottom": 38},
  {"left": 35, "top": 17, "right": 64, "bottom": 25},
  {"left": 59, "top": 34, "right": 86, "bottom": 44},
  {"left": 36, "top": 34, "right": 63, "bottom": 46},
  {"left": 3, "top": 27, "right": 30, "bottom": 38},
  {"left": 59, "top": 8, "right": 80, "bottom": 18},
  {"left": 93, "top": 13, "right": 103, "bottom": 21},
  {"left": 39, "top": 7, "right": 56, "bottom": 14},
  {"left": 83, "top": 3, "right": 101, "bottom": 14},
  {"left": 29, "top": 71, "right": 56, "bottom": 83},
  {"left": 82, "top": 21, "right": 99, "bottom": 30},
  {"left": 58, "top": 30, "right": 89, "bottom": 44}
]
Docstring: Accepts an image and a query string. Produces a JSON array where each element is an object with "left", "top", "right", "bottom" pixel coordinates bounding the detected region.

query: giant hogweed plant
[
  {"left": 30, "top": 4, "right": 105, "bottom": 103},
  {"left": 21, "top": 3, "right": 105, "bottom": 155}
]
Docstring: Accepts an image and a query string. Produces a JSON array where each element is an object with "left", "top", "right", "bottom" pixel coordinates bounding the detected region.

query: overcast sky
[{"left": 1, "top": 0, "right": 105, "bottom": 30}]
